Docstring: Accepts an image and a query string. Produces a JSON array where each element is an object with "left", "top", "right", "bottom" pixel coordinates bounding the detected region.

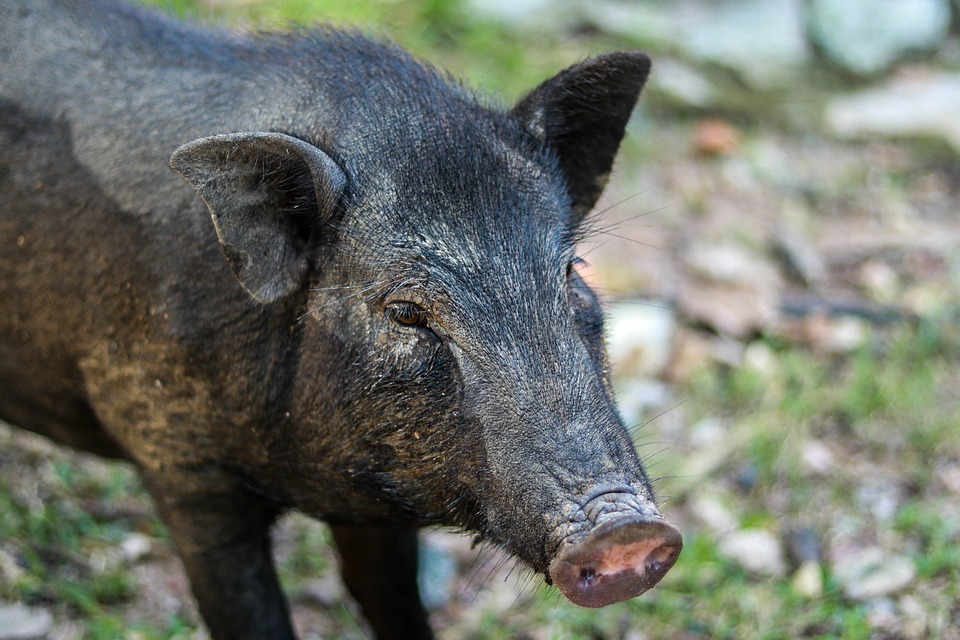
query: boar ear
[
  {"left": 170, "top": 132, "right": 346, "bottom": 304},
  {"left": 512, "top": 52, "right": 650, "bottom": 222}
]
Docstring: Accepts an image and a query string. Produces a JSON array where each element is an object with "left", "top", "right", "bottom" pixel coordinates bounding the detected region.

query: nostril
[
  {"left": 644, "top": 541, "right": 678, "bottom": 578},
  {"left": 580, "top": 566, "right": 598, "bottom": 588}
]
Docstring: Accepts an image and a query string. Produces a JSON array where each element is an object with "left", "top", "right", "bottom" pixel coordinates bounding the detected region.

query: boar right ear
[
  {"left": 512, "top": 52, "right": 650, "bottom": 223},
  {"left": 170, "top": 132, "right": 346, "bottom": 304}
]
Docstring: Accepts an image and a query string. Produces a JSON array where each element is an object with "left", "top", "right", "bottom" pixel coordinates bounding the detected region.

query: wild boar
[{"left": 0, "top": 1, "right": 682, "bottom": 638}]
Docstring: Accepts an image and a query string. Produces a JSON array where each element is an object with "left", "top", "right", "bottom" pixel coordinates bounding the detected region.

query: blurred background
[{"left": 2, "top": 0, "right": 959, "bottom": 638}]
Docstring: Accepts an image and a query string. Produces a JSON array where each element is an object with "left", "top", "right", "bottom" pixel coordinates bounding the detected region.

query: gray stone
[
  {"left": 418, "top": 538, "right": 458, "bottom": 610},
  {"left": 863, "top": 597, "right": 899, "bottom": 631},
  {"left": 0, "top": 603, "right": 53, "bottom": 640},
  {"left": 120, "top": 533, "right": 153, "bottom": 563},
  {"left": 719, "top": 529, "right": 786, "bottom": 576},
  {"left": 678, "top": 242, "right": 780, "bottom": 338},
  {"left": 615, "top": 379, "right": 672, "bottom": 434},
  {"left": 742, "top": 341, "right": 778, "bottom": 377},
  {"left": 684, "top": 242, "right": 775, "bottom": 287},
  {"left": 808, "top": 0, "right": 952, "bottom": 75},
  {"left": 855, "top": 479, "right": 903, "bottom": 523},
  {"left": 607, "top": 302, "right": 676, "bottom": 378},
  {"left": 678, "top": 0, "right": 810, "bottom": 88},
  {"left": 464, "top": 0, "right": 573, "bottom": 31},
  {"left": 588, "top": 0, "right": 810, "bottom": 88},
  {"left": 791, "top": 561, "right": 824, "bottom": 598},
  {"left": 785, "top": 526, "right": 823, "bottom": 565},
  {"left": 0, "top": 550, "right": 23, "bottom": 588},
  {"left": 650, "top": 59, "right": 716, "bottom": 108},
  {"left": 826, "top": 72, "right": 960, "bottom": 153},
  {"left": 833, "top": 547, "right": 917, "bottom": 600},
  {"left": 800, "top": 439, "right": 836, "bottom": 475},
  {"left": 898, "top": 595, "right": 929, "bottom": 639},
  {"left": 677, "top": 282, "right": 778, "bottom": 339},
  {"left": 688, "top": 494, "right": 739, "bottom": 535},
  {"left": 581, "top": 1, "right": 677, "bottom": 49},
  {"left": 774, "top": 227, "right": 827, "bottom": 288}
]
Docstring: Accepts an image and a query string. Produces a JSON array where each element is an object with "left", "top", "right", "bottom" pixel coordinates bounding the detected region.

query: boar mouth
[{"left": 545, "top": 490, "right": 682, "bottom": 608}]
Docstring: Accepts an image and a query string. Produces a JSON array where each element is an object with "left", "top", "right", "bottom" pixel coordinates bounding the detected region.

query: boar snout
[{"left": 549, "top": 492, "right": 682, "bottom": 608}]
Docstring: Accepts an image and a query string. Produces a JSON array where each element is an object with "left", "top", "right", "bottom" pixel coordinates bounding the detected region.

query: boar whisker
[
  {"left": 570, "top": 189, "right": 655, "bottom": 240},
  {"left": 630, "top": 398, "right": 688, "bottom": 436},
  {"left": 297, "top": 279, "right": 387, "bottom": 321},
  {"left": 587, "top": 201, "right": 669, "bottom": 238}
]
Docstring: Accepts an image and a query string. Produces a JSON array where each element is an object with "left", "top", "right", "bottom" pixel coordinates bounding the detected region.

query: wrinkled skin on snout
[{"left": 0, "top": 2, "right": 680, "bottom": 638}]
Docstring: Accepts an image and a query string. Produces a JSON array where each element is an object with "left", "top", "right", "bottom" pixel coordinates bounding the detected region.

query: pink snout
[{"left": 549, "top": 514, "right": 682, "bottom": 608}]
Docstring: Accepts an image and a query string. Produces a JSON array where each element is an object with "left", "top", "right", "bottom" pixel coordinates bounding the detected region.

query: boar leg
[
  {"left": 146, "top": 474, "right": 295, "bottom": 640},
  {"left": 330, "top": 524, "right": 433, "bottom": 640}
]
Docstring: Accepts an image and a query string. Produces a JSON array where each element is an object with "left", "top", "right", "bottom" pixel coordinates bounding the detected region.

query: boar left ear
[
  {"left": 512, "top": 52, "right": 650, "bottom": 223},
  {"left": 170, "top": 132, "right": 346, "bottom": 304}
]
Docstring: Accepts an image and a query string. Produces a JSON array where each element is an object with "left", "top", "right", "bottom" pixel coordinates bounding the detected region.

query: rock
[
  {"left": 826, "top": 72, "right": 960, "bottom": 152},
  {"left": 800, "top": 313, "right": 869, "bottom": 354},
  {"left": 807, "top": 0, "right": 952, "bottom": 75},
  {"left": 418, "top": 538, "right": 458, "bottom": 610},
  {"left": 616, "top": 379, "right": 673, "bottom": 432},
  {"left": 902, "top": 283, "right": 950, "bottom": 318},
  {"left": 857, "top": 260, "right": 899, "bottom": 303},
  {"left": 199, "top": 0, "right": 262, "bottom": 8},
  {"left": 824, "top": 315, "right": 869, "bottom": 353},
  {"left": 678, "top": 242, "right": 779, "bottom": 338},
  {"left": 688, "top": 494, "right": 739, "bottom": 535},
  {"left": 733, "top": 463, "right": 760, "bottom": 493},
  {"left": 718, "top": 529, "right": 786, "bottom": 576},
  {"left": 773, "top": 227, "right": 826, "bottom": 289},
  {"left": 833, "top": 547, "right": 916, "bottom": 600},
  {"left": 791, "top": 561, "right": 824, "bottom": 598},
  {"left": 464, "top": 0, "right": 572, "bottom": 31},
  {"left": 685, "top": 242, "right": 770, "bottom": 285},
  {"left": 293, "top": 575, "right": 343, "bottom": 609},
  {"left": 939, "top": 464, "right": 960, "bottom": 494},
  {"left": 677, "top": 0, "right": 810, "bottom": 88},
  {"left": 607, "top": 302, "right": 676, "bottom": 377},
  {"left": 677, "top": 284, "right": 777, "bottom": 338},
  {"left": 855, "top": 479, "right": 903, "bottom": 523},
  {"left": 0, "top": 603, "right": 53, "bottom": 640},
  {"left": 799, "top": 439, "right": 836, "bottom": 475},
  {"left": 649, "top": 59, "right": 716, "bottom": 108},
  {"left": 785, "top": 526, "right": 823, "bottom": 565},
  {"left": 742, "top": 341, "right": 777, "bottom": 378},
  {"left": 864, "top": 597, "right": 899, "bottom": 632},
  {"left": 0, "top": 550, "right": 23, "bottom": 588},
  {"left": 709, "top": 335, "right": 747, "bottom": 369},
  {"left": 664, "top": 328, "right": 713, "bottom": 384},
  {"left": 120, "top": 533, "right": 153, "bottom": 563},
  {"left": 584, "top": 1, "right": 677, "bottom": 48},
  {"left": 584, "top": 0, "right": 809, "bottom": 88},
  {"left": 898, "top": 595, "right": 929, "bottom": 639},
  {"left": 688, "top": 418, "right": 726, "bottom": 449}
]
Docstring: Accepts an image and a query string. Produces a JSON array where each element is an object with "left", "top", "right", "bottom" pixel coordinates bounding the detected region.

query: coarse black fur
[{"left": 0, "top": 1, "right": 675, "bottom": 639}]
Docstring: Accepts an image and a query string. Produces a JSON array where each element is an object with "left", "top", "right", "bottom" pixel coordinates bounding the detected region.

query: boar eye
[{"left": 389, "top": 303, "right": 429, "bottom": 328}]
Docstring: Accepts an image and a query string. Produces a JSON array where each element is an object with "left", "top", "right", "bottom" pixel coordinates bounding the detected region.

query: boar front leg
[
  {"left": 330, "top": 524, "right": 434, "bottom": 640},
  {"left": 144, "top": 472, "right": 296, "bottom": 640}
]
